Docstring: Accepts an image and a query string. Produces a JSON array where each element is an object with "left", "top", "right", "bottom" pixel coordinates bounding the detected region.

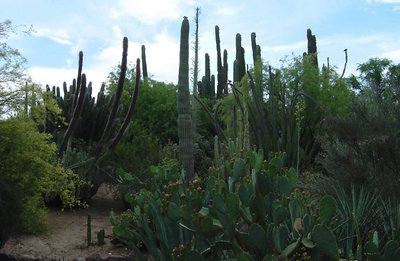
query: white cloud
[
  {"left": 110, "top": 0, "right": 196, "bottom": 24},
  {"left": 29, "top": 67, "right": 77, "bottom": 89},
  {"left": 379, "top": 49, "right": 400, "bottom": 61},
  {"left": 146, "top": 32, "right": 180, "bottom": 82},
  {"left": 34, "top": 27, "right": 73, "bottom": 45},
  {"left": 263, "top": 41, "right": 306, "bottom": 53},
  {"left": 29, "top": 66, "right": 112, "bottom": 95}
]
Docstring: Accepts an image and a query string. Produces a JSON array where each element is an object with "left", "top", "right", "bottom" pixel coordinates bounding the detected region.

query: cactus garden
[{"left": 1, "top": 5, "right": 400, "bottom": 261}]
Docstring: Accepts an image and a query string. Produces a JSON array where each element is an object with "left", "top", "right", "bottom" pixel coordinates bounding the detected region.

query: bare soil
[{"left": 0, "top": 184, "right": 133, "bottom": 260}]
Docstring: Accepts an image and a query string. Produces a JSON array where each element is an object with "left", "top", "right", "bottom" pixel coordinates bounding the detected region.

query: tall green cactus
[
  {"left": 59, "top": 73, "right": 87, "bottom": 155},
  {"left": 306, "top": 28, "right": 318, "bottom": 67},
  {"left": 204, "top": 53, "right": 211, "bottom": 97},
  {"left": 177, "top": 16, "right": 194, "bottom": 181},
  {"left": 94, "top": 37, "right": 128, "bottom": 158},
  {"left": 223, "top": 49, "right": 228, "bottom": 95},
  {"left": 234, "top": 33, "right": 246, "bottom": 83},
  {"left": 215, "top": 25, "right": 225, "bottom": 99},
  {"left": 109, "top": 58, "right": 141, "bottom": 149},
  {"left": 251, "top": 32, "right": 261, "bottom": 66},
  {"left": 141, "top": 44, "right": 148, "bottom": 79},
  {"left": 53, "top": 37, "right": 141, "bottom": 202}
]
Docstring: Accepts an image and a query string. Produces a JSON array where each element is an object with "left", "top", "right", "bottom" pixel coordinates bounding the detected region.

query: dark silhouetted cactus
[
  {"left": 251, "top": 32, "right": 261, "bottom": 66},
  {"left": 223, "top": 49, "right": 228, "bottom": 95},
  {"left": 215, "top": 26, "right": 226, "bottom": 99},
  {"left": 59, "top": 73, "right": 87, "bottom": 155},
  {"left": 51, "top": 37, "right": 141, "bottom": 202},
  {"left": 234, "top": 33, "right": 246, "bottom": 83},
  {"left": 177, "top": 16, "right": 194, "bottom": 181},
  {"left": 306, "top": 28, "right": 318, "bottom": 67},
  {"left": 141, "top": 44, "right": 148, "bottom": 79}
]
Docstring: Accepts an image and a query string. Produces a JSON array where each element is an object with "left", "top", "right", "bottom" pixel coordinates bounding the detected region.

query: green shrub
[
  {"left": 0, "top": 118, "right": 79, "bottom": 235},
  {"left": 0, "top": 178, "right": 22, "bottom": 247}
]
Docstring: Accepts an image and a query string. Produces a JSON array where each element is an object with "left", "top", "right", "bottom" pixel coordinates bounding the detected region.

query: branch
[{"left": 340, "top": 49, "right": 348, "bottom": 80}]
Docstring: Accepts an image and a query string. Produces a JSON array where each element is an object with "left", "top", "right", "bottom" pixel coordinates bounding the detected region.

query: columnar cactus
[
  {"left": 223, "top": 49, "right": 228, "bottom": 95},
  {"left": 215, "top": 25, "right": 225, "bottom": 99},
  {"left": 234, "top": 33, "right": 246, "bottom": 83},
  {"left": 177, "top": 16, "right": 194, "bottom": 181},
  {"left": 306, "top": 28, "right": 318, "bottom": 67},
  {"left": 251, "top": 32, "right": 261, "bottom": 66},
  {"left": 59, "top": 73, "right": 87, "bottom": 155},
  {"left": 141, "top": 44, "right": 148, "bottom": 79},
  {"left": 54, "top": 36, "right": 141, "bottom": 201},
  {"left": 204, "top": 53, "right": 211, "bottom": 97}
]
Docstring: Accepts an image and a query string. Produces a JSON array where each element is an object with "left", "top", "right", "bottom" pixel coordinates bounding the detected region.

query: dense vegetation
[{"left": 1, "top": 14, "right": 400, "bottom": 260}]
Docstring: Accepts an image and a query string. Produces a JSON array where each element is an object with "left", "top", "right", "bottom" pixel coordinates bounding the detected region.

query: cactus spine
[{"left": 178, "top": 16, "right": 194, "bottom": 181}]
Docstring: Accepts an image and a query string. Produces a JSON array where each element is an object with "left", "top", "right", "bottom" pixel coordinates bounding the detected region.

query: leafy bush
[
  {"left": 0, "top": 118, "right": 79, "bottom": 235},
  {"left": 319, "top": 59, "right": 400, "bottom": 198},
  {"left": 0, "top": 178, "right": 22, "bottom": 247}
]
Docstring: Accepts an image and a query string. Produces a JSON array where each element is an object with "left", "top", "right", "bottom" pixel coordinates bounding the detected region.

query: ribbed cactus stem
[
  {"left": 223, "top": 49, "right": 228, "bottom": 95},
  {"left": 204, "top": 53, "right": 211, "bottom": 97},
  {"left": 235, "top": 33, "right": 246, "bottom": 82},
  {"left": 177, "top": 16, "right": 194, "bottom": 181},
  {"left": 307, "top": 28, "right": 318, "bottom": 67},
  {"left": 110, "top": 58, "right": 141, "bottom": 149},
  {"left": 251, "top": 32, "right": 261, "bottom": 66},
  {"left": 72, "top": 51, "right": 83, "bottom": 113},
  {"left": 96, "top": 37, "right": 128, "bottom": 156},
  {"left": 233, "top": 59, "right": 240, "bottom": 83},
  {"left": 141, "top": 45, "right": 148, "bottom": 79},
  {"left": 59, "top": 73, "right": 87, "bottom": 155},
  {"left": 211, "top": 74, "right": 215, "bottom": 98},
  {"left": 215, "top": 26, "right": 224, "bottom": 99}
]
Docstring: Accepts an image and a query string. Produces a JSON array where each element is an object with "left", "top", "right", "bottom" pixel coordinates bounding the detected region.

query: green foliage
[
  {"left": 0, "top": 178, "right": 22, "bottom": 247},
  {"left": 0, "top": 118, "right": 79, "bottom": 236},
  {"left": 105, "top": 63, "right": 178, "bottom": 185},
  {"left": 0, "top": 20, "right": 33, "bottom": 116},
  {"left": 319, "top": 58, "right": 400, "bottom": 199}
]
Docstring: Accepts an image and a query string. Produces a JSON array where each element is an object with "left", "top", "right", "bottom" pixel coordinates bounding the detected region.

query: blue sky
[{"left": 2, "top": 0, "right": 400, "bottom": 94}]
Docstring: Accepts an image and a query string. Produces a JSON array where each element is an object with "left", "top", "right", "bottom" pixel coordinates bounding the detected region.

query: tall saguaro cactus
[{"left": 178, "top": 16, "right": 194, "bottom": 181}]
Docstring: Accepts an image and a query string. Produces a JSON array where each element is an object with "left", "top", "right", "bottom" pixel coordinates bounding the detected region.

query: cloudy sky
[{"left": 2, "top": 0, "right": 400, "bottom": 94}]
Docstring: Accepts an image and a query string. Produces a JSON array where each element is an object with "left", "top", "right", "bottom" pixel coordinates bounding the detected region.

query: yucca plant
[{"left": 333, "top": 186, "right": 383, "bottom": 258}]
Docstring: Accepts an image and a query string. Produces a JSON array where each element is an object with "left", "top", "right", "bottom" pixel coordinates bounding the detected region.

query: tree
[
  {"left": 319, "top": 58, "right": 400, "bottom": 198},
  {"left": 0, "top": 19, "right": 33, "bottom": 116}
]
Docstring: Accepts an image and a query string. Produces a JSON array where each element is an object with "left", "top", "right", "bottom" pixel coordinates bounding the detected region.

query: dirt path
[{"left": 0, "top": 184, "right": 133, "bottom": 260}]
